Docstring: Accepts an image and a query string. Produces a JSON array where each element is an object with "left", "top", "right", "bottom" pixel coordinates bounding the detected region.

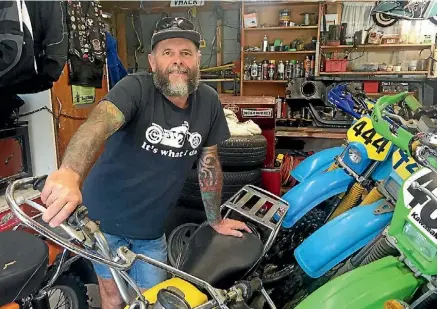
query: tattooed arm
[
  {"left": 198, "top": 145, "right": 251, "bottom": 237},
  {"left": 40, "top": 100, "right": 125, "bottom": 227},
  {"left": 61, "top": 100, "right": 125, "bottom": 178},
  {"left": 198, "top": 145, "right": 223, "bottom": 225}
]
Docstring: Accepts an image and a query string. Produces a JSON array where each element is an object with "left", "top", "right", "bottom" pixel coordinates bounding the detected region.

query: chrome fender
[
  {"left": 282, "top": 168, "right": 354, "bottom": 228},
  {"left": 291, "top": 146, "right": 344, "bottom": 182},
  {"left": 294, "top": 199, "right": 393, "bottom": 278}
]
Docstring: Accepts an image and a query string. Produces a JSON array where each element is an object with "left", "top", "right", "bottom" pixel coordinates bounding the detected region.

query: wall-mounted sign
[
  {"left": 241, "top": 108, "right": 273, "bottom": 118},
  {"left": 170, "top": 0, "right": 205, "bottom": 7}
]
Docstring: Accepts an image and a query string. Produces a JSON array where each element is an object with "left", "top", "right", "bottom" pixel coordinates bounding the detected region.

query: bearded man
[{"left": 39, "top": 17, "right": 250, "bottom": 309}]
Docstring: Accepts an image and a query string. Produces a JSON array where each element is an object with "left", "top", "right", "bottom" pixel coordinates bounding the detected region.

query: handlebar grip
[{"left": 33, "top": 175, "right": 48, "bottom": 192}]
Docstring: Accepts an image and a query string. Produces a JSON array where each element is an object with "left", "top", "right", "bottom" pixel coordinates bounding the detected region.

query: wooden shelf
[
  {"left": 320, "top": 71, "right": 429, "bottom": 76},
  {"left": 366, "top": 92, "right": 416, "bottom": 97},
  {"left": 244, "top": 1, "right": 320, "bottom": 7},
  {"left": 244, "top": 51, "right": 316, "bottom": 55},
  {"left": 243, "top": 80, "right": 289, "bottom": 83},
  {"left": 244, "top": 26, "right": 318, "bottom": 31},
  {"left": 320, "top": 44, "right": 433, "bottom": 51},
  {"left": 200, "top": 79, "right": 237, "bottom": 82},
  {"left": 276, "top": 127, "right": 348, "bottom": 139}
]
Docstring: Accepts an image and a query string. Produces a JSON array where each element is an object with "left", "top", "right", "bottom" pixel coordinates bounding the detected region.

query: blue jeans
[{"left": 92, "top": 232, "right": 168, "bottom": 289}]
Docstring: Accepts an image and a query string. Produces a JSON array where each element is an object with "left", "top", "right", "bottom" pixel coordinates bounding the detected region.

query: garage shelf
[
  {"left": 244, "top": 51, "right": 317, "bottom": 55},
  {"left": 320, "top": 71, "right": 429, "bottom": 76},
  {"left": 243, "top": 80, "right": 289, "bottom": 83},
  {"left": 320, "top": 44, "right": 433, "bottom": 51},
  {"left": 276, "top": 126, "right": 348, "bottom": 139},
  {"left": 244, "top": 26, "right": 319, "bottom": 31},
  {"left": 366, "top": 92, "right": 416, "bottom": 97}
]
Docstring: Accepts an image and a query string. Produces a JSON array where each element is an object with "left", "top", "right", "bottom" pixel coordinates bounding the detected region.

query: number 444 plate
[{"left": 347, "top": 117, "right": 392, "bottom": 161}]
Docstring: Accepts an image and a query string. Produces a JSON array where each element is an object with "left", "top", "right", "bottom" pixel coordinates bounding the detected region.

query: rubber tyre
[
  {"left": 167, "top": 223, "right": 200, "bottom": 267},
  {"left": 372, "top": 13, "right": 397, "bottom": 27},
  {"left": 218, "top": 135, "right": 267, "bottom": 168},
  {"left": 179, "top": 168, "right": 262, "bottom": 209},
  {"left": 268, "top": 268, "right": 305, "bottom": 309},
  {"left": 46, "top": 273, "right": 89, "bottom": 309}
]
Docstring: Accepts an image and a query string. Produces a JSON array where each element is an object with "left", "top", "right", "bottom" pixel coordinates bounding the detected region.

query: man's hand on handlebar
[{"left": 40, "top": 168, "right": 82, "bottom": 227}]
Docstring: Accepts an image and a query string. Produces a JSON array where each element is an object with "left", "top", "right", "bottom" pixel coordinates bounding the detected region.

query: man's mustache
[{"left": 167, "top": 66, "right": 189, "bottom": 74}]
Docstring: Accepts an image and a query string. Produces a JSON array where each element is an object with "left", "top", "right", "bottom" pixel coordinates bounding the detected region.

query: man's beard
[{"left": 153, "top": 65, "right": 199, "bottom": 97}]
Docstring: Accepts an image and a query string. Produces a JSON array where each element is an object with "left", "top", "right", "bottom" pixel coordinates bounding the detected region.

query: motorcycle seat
[
  {"left": 0, "top": 230, "right": 49, "bottom": 306},
  {"left": 179, "top": 224, "right": 263, "bottom": 289}
]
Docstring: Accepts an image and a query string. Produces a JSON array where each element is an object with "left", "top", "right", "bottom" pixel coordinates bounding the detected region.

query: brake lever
[{"left": 28, "top": 176, "right": 97, "bottom": 249}]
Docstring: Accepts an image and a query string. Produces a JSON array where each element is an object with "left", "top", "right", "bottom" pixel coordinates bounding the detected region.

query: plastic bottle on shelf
[
  {"left": 262, "top": 34, "right": 269, "bottom": 52},
  {"left": 278, "top": 60, "right": 285, "bottom": 80},
  {"left": 304, "top": 56, "right": 311, "bottom": 77}
]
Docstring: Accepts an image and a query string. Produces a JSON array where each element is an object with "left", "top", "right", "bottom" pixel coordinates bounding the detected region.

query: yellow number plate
[
  {"left": 392, "top": 149, "right": 419, "bottom": 180},
  {"left": 347, "top": 117, "right": 392, "bottom": 161}
]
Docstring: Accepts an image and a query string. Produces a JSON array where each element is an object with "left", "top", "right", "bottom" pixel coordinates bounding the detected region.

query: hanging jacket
[
  {"left": 66, "top": 1, "right": 106, "bottom": 88},
  {"left": 0, "top": 0, "right": 68, "bottom": 95},
  {"left": 105, "top": 31, "right": 127, "bottom": 89}
]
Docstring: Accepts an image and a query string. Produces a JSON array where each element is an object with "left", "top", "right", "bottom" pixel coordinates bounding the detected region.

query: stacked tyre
[
  {"left": 165, "top": 134, "right": 267, "bottom": 265},
  {"left": 165, "top": 134, "right": 267, "bottom": 235},
  {"left": 179, "top": 134, "right": 267, "bottom": 207}
]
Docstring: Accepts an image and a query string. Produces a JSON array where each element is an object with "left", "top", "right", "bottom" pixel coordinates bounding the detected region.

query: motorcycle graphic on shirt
[{"left": 145, "top": 121, "right": 202, "bottom": 149}]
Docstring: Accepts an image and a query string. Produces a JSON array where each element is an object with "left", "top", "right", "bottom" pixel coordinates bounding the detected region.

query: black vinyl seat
[
  {"left": 0, "top": 230, "right": 49, "bottom": 306},
  {"left": 179, "top": 225, "right": 264, "bottom": 289}
]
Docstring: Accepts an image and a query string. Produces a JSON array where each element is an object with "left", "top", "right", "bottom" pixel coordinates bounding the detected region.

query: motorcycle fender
[
  {"left": 296, "top": 256, "right": 420, "bottom": 309},
  {"left": 372, "top": 2, "right": 400, "bottom": 13},
  {"left": 295, "top": 199, "right": 393, "bottom": 278},
  {"left": 124, "top": 278, "right": 208, "bottom": 309},
  {"left": 282, "top": 168, "right": 354, "bottom": 228},
  {"left": 291, "top": 147, "right": 344, "bottom": 182}
]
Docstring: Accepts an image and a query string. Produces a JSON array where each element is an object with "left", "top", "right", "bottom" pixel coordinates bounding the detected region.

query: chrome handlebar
[
  {"left": 5, "top": 176, "right": 131, "bottom": 271},
  {"left": 5, "top": 177, "right": 274, "bottom": 309}
]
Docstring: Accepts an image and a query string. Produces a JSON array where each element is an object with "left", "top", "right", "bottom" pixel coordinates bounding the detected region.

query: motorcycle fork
[{"left": 327, "top": 182, "right": 365, "bottom": 221}]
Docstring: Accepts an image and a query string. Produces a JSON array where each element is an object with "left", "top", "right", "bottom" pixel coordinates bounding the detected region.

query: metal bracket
[
  {"left": 373, "top": 201, "right": 395, "bottom": 215},
  {"left": 376, "top": 182, "right": 397, "bottom": 206}
]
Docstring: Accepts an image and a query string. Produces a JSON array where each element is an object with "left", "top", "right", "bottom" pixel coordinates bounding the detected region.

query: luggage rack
[{"left": 221, "top": 184, "right": 289, "bottom": 256}]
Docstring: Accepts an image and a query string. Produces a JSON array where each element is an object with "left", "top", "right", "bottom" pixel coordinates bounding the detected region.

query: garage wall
[
  {"left": 124, "top": 8, "right": 241, "bottom": 72},
  {"left": 339, "top": 1, "right": 437, "bottom": 71}
]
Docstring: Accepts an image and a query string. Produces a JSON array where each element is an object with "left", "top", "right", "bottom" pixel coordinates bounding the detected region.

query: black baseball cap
[{"left": 151, "top": 17, "right": 201, "bottom": 50}]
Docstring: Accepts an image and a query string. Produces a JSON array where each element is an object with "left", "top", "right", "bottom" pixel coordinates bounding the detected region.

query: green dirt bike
[{"left": 293, "top": 91, "right": 437, "bottom": 309}]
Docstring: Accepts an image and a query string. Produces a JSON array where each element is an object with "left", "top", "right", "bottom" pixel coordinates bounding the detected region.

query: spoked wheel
[
  {"left": 167, "top": 223, "right": 200, "bottom": 267},
  {"left": 46, "top": 274, "right": 88, "bottom": 309},
  {"left": 372, "top": 12, "right": 398, "bottom": 27}
]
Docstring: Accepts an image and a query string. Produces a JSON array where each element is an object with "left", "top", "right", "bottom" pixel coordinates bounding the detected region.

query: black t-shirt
[{"left": 81, "top": 72, "right": 230, "bottom": 239}]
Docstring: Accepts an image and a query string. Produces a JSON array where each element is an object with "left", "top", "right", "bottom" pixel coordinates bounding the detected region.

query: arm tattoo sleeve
[
  {"left": 61, "top": 100, "right": 125, "bottom": 180},
  {"left": 198, "top": 145, "right": 223, "bottom": 225}
]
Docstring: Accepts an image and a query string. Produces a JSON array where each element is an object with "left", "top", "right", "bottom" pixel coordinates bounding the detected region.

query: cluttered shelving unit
[
  {"left": 240, "top": 1, "right": 436, "bottom": 98},
  {"left": 240, "top": 1, "right": 323, "bottom": 97}
]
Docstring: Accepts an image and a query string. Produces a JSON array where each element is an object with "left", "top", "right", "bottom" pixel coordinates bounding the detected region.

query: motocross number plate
[
  {"left": 347, "top": 117, "right": 392, "bottom": 161},
  {"left": 403, "top": 168, "right": 437, "bottom": 244},
  {"left": 392, "top": 149, "right": 419, "bottom": 180}
]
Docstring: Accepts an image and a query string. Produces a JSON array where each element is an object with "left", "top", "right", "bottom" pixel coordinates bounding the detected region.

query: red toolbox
[
  {"left": 363, "top": 81, "right": 380, "bottom": 93},
  {"left": 325, "top": 59, "right": 348, "bottom": 72}
]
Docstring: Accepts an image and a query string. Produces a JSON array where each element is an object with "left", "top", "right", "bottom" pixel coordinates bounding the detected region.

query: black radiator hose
[
  {"left": 332, "top": 235, "right": 398, "bottom": 279},
  {"left": 358, "top": 236, "right": 398, "bottom": 267}
]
